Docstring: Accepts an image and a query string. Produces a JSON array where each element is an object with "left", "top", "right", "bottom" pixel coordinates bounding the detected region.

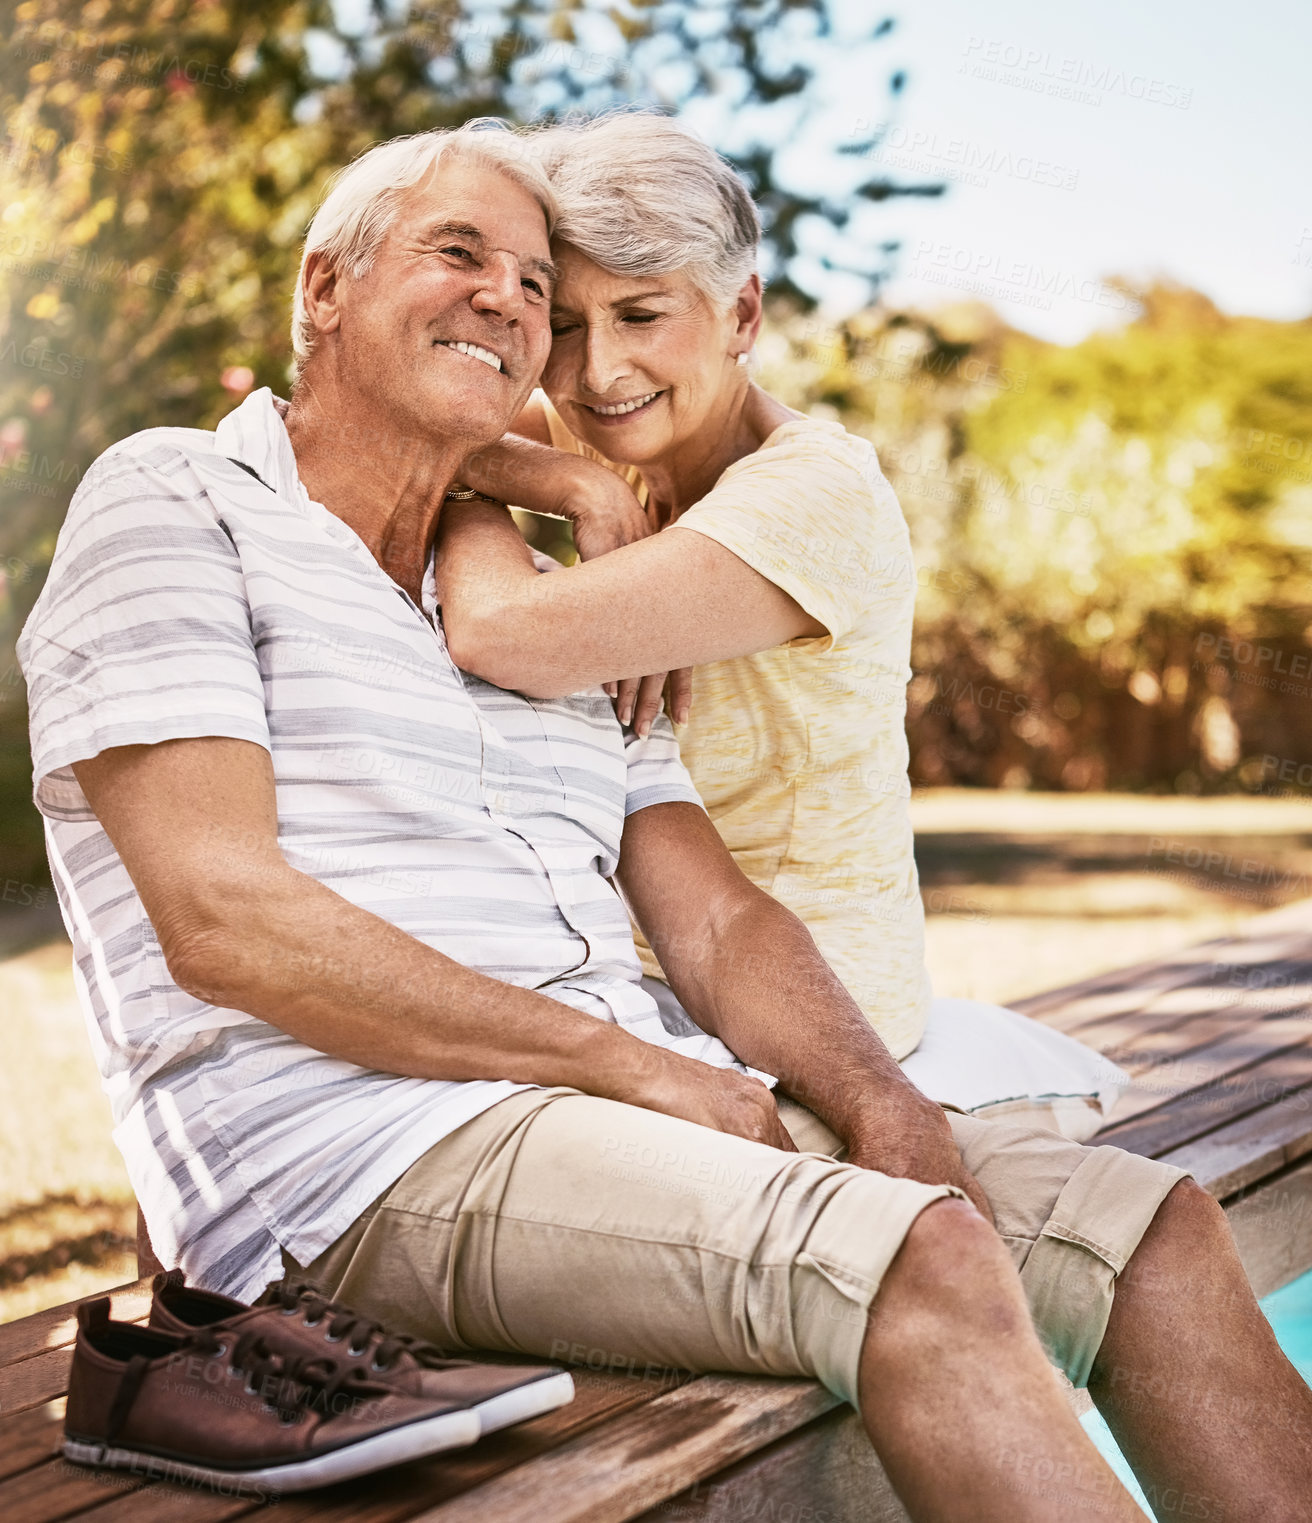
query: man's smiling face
[{"left": 333, "top": 155, "right": 556, "bottom": 448}]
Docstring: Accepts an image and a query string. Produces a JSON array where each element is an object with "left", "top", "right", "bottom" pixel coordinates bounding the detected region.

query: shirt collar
[
  {"left": 213, "top": 387, "right": 305, "bottom": 507},
  {"left": 214, "top": 386, "right": 443, "bottom": 621}
]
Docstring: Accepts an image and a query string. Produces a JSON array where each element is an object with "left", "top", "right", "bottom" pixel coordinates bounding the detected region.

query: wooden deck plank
[
  {"left": 1024, "top": 946, "right": 1312, "bottom": 1044},
  {"left": 631, "top": 1404, "right": 910, "bottom": 1523},
  {"left": 1094, "top": 997, "right": 1308, "bottom": 1108},
  {"left": 1098, "top": 1040, "right": 1312, "bottom": 1160},
  {"left": 1012, "top": 900, "right": 1312, "bottom": 1030},
  {"left": 1097, "top": 1008, "right": 1312, "bottom": 1128},
  {"left": 1094, "top": 979, "right": 1311, "bottom": 1067},
  {"left": 1224, "top": 1154, "right": 1312, "bottom": 1299},
  {"left": 1159, "top": 1089, "right": 1312, "bottom": 1198},
  {"left": 1014, "top": 950, "right": 1234, "bottom": 1029},
  {"left": 0, "top": 1281, "right": 151, "bottom": 1374},
  {"left": 1064, "top": 968, "right": 1312, "bottom": 1068},
  {"left": 0, "top": 1401, "right": 64, "bottom": 1483},
  {"left": 40, "top": 1483, "right": 255, "bottom": 1523},
  {"left": 2, "top": 1347, "right": 79, "bottom": 1418},
  {"left": 0, "top": 1454, "right": 157, "bottom": 1523},
  {"left": 402, "top": 1376, "right": 839, "bottom": 1523},
  {"left": 32, "top": 1486, "right": 256, "bottom": 1523}
]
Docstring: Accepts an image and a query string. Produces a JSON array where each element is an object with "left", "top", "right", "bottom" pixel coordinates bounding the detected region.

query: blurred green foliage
[
  {"left": 756, "top": 289, "right": 1312, "bottom": 794},
  {"left": 0, "top": 0, "right": 914, "bottom": 883},
  {"left": 1, "top": 1, "right": 1308, "bottom": 895}
]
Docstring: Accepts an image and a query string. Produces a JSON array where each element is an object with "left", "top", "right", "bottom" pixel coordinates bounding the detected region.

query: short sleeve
[
  {"left": 667, "top": 423, "right": 907, "bottom": 647},
  {"left": 17, "top": 447, "right": 270, "bottom": 821},
  {"left": 622, "top": 711, "right": 705, "bottom": 817}
]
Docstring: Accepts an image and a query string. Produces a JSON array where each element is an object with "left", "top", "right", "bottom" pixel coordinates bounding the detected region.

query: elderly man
[{"left": 20, "top": 125, "right": 1311, "bottom": 1523}]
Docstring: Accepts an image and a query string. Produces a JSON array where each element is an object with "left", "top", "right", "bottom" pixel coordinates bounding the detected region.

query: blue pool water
[{"left": 1080, "top": 1268, "right": 1312, "bottom": 1516}]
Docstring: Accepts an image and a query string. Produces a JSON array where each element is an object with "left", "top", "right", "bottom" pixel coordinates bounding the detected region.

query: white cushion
[{"left": 901, "top": 997, "right": 1129, "bottom": 1143}]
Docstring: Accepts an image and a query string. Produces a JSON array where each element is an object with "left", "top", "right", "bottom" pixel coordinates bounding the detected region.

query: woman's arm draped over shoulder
[
  {"left": 435, "top": 498, "right": 822, "bottom": 704},
  {"left": 456, "top": 400, "right": 653, "bottom": 559}
]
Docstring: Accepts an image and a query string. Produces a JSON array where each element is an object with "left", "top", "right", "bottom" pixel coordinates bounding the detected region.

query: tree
[
  {"left": 0, "top": 0, "right": 927, "bottom": 886},
  {"left": 754, "top": 288, "right": 1312, "bottom": 793}
]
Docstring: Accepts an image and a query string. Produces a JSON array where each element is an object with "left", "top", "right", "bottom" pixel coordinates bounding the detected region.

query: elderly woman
[{"left": 438, "top": 112, "right": 1122, "bottom": 1133}]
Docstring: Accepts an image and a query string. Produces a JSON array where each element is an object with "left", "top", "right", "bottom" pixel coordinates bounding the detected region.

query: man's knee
[
  {"left": 1153, "top": 1176, "right": 1226, "bottom": 1235},
  {"left": 1132, "top": 1177, "right": 1229, "bottom": 1267},
  {"left": 871, "top": 1197, "right": 1027, "bottom": 1341},
  {"left": 1118, "top": 1176, "right": 1233, "bottom": 1303}
]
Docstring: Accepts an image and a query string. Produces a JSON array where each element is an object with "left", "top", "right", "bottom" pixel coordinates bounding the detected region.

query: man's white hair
[
  {"left": 526, "top": 111, "right": 761, "bottom": 310},
  {"left": 291, "top": 122, "right": 558, "bottom": 373}
]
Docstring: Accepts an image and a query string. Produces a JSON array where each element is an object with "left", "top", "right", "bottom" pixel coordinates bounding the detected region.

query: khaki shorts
[{"left": 285, "top": 1087, "right": 1189, "bottom": 1409}]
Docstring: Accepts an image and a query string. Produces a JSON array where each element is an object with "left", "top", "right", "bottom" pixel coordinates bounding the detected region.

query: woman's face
[{"left": 541, "top": 246, "right": 744, "bottom": 467}]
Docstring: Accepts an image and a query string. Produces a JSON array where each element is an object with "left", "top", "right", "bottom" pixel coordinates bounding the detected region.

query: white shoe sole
[
  {"left": 472, "top": 1369, "right": 575, "bottom": 1434},
  {"left": 62, "top": 1406, "right": 482, "bottom": 1495}
]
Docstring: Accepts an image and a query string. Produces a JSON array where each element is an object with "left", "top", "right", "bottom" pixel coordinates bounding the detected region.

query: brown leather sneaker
[
  {"left": 149, "top": 1270, "right": 574, "bottom": 1435},
  {"left": 63, "top": 1297, "right": 482, "bottom": 1494}
]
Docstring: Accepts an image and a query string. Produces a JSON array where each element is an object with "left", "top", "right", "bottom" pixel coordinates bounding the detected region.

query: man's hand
[
  {"left": 615, "top": 1042, "right": 798, "bottom": 1153},
  {"left": 842, "top": 1088, "right": 995, "bottom": 1225},
  {"left": 618, "top": 803, "right": 996, "bottom": 1223}
]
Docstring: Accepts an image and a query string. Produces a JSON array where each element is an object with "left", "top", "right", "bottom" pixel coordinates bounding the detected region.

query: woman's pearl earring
[{"left": 736, "top": 351, "right": 749, "bottom": 367}]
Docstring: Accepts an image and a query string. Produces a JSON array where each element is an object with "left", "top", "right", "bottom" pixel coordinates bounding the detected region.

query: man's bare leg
[
  {"left": 859, "top": 1197, "right": 1145, "bottom": 1523},
  {"left": 1088, "top": 1177, "right": 1312, "bottom": 1522}
]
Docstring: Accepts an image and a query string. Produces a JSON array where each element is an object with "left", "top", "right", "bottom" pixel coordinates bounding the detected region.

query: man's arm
[
  {"left": 71, "top": 734, "right": 793, "bottom": 1148},
  {"left": 617, "top": 801, "right": 992, "bottom": 1217}
]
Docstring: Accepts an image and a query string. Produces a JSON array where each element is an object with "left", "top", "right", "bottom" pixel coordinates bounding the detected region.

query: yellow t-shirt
[{"left": 540, "top": 397, "right": 931, "bottom": 1060}]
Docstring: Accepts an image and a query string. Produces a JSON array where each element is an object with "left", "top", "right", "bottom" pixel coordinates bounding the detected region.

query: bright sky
[
  {"left": 836, "top": 0, "right": 1312, "bottom": 340},
  {"left": 329, "top": 1, "right": 1312, "bottom": 343}
]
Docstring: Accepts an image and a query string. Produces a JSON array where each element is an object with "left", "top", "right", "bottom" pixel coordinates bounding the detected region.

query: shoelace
[
  {"left": 104, "top": 1328, "right": 392, "bottom": 1442},
  {"left": 203, "top": 1327, "right": 394, "bottom": 1421},
  {"left": 256, "top": 1280, "right": 459, "bottom": 1373}
]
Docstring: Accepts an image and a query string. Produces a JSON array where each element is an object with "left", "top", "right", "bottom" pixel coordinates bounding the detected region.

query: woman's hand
[
  {"left": 565, "top": 467, "right": 652, "bottom": 561},
  {"left": 566, "top": 468, "right": 693, "bottom": 735},
  {"left": 612, "top": 669, "right": 693, "bottom": 737}
]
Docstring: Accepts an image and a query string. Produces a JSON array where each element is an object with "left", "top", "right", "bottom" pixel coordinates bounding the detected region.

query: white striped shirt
[{"left": 18, "top": 388, "right": 763, "bottom": 1302}]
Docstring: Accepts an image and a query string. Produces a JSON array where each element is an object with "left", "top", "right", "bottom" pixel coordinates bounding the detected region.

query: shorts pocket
[{"left": 1019, "top": 1144, "right": 1191, "bottom": 1386}]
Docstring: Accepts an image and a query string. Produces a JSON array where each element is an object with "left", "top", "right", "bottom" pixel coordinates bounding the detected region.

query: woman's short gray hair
[
  {"left": 528, "top": 112, "right": 761, "bottom": 310},
  {"left": 291, "top": 123, "right": 558, "bottom": 372}
]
